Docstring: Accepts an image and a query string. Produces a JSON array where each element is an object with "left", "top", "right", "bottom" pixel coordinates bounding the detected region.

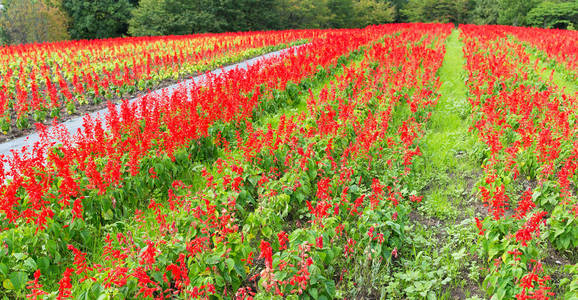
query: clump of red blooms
[
  {"left": 462, "top": 24, "right": 577, "bottom": 299},
  {"left": 502, "top": 25, "right": 577, "bottom": 75}
]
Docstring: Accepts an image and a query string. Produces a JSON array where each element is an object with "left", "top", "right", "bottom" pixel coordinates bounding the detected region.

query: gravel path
[{"left": 0, "top": 45, "right": 302, "bottom": 159}]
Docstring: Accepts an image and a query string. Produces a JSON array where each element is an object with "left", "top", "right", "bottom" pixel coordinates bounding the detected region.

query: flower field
[
  {"left": 0, "top": 30, "right": 315, "bottom": 137},
  {"left": 0, "top": 23, "right": 576, "bottom": 299}
]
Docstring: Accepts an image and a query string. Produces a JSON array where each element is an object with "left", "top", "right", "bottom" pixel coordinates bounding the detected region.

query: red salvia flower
[
  {"left": 26, "top": 270, "right": 48, "bottom": 300},
  {"left": 316, "top": 236, "right": 323, "bottom": 249},
  {"left": 277, "top": 231, "right": 289, "bottom": 250},
  {"left": 259, "top": 240, "right": 273, "bottom": 269},
  {"left": 56, "top": 268, "right": 74, "bottom": 300},
  {"left": 475, "top": 217, "right": 486, "bottom": 235}
]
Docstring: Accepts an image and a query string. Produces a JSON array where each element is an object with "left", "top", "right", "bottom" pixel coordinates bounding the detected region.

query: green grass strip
[{"left": 405, "top": 29, "right": 487, "bottom": 299}]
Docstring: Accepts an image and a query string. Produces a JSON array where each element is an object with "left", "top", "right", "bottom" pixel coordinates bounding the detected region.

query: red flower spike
[{"left": 259, "top": 240, "right": 273, "bottom": 269}]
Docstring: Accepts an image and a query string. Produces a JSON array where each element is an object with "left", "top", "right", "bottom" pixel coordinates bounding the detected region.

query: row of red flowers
[
  {"left": 493, "top": 25, "right": 577, "bottom": 77},
  {"left": 461, "top": 24, "right": 576, "bottom": 299},
  {"left": 0, "top": 30, "right": 319, "bottom": 133}
]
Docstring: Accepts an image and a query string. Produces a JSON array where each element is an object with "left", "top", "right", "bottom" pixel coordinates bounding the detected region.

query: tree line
[{"left": 1, "top": 0, "right": 577, "bottom": 45}]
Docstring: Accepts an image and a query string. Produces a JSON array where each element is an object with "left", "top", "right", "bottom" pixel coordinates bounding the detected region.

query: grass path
[{"left": 405, "top": 29, "right": 487, "bottom": 299}]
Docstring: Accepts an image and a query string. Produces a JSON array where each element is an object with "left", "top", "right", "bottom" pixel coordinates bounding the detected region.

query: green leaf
[
  {"left": 561, "top": 237, "right": 570, "bottom": 249},
  {"left": 225, "top": 258, "right": 235, "bottom": 272},
  {"left": 262, "top": 226, "right": 273, "bottom": 238},
  {"left": 3, "top": 279, "right": 14, "bottom": 290},
  {"left": 37, "top": 257, "right": 50, "bottom": 273},
  {"left": 9, "top": 271, "right": 27, "bottom": 290},
  {"left": 12, "top": 253, "right": 27, "bottom": 261},
  {"left": 233, "top": 262, "right": 246, "bottom": 278},
  {"left": 0, "top": 263, "right": 8, "bottom": 276},
  {"left": 97, "top": 294, "right": 110, "bottom": 300},
  {"left": 47, "top": 239, "right": 58, "bottom": 256},
  {"left": 324, "top": 280, "right": 336, "bottom": 297},
  {"left": 309, "top": 288, "right": 318, "bottom": 299},
  {"left": 205, "top": 255, "right": 221, "bottom": 265},
  {"left": 85, "top": 283, "right": 104, "bottom": 300},
  {"left": 102, "top": 209, "right": 114, "bottom": 220},
  {"left": 23, "top": 258, "right": 37, "bottom": 272}
]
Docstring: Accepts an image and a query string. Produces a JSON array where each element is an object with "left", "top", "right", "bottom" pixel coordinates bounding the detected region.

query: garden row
[
  {"left": 461, "top": 24, "right": 577, "bottom": 299},
  {"left": 497, "top": 25, "right": 577, "bottom": 78}
]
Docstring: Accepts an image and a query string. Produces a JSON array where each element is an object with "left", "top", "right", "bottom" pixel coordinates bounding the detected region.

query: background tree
[
  {"left": 471, "top": 0, "right": 500, "bottom": 24},
  {"left": 0, "top": 1, "right": 10, "bottom": 44},
  {"left": 497, "top": 0, "right": 540, "bottom": 26},
  {"left": 63, "top": 0, "right": 134, "bottom": 39},
  {"left": 526, "top": 1, "right": 578, "bottom": 29},
  {"left": 128, "top": 0, "right": 169, "bottom": 36},
  {"left": 389, "top": 0, "right": 408, "bottom": 22},
  {"left": 239, "top": 0, "right": 279, "bottom": 31},
  {"left": 0, "top": 0, "right": 70, "bottom": 45},
  {"left": 399, "top": 0, "right": 423, "bottom": 23},
  {"left": 274, "top": 0, "right": 332, "bottom": 29},
  {"left": 0, "top": 28, "right": 7, "bottom": 46},
  {"left": 129, "top": 0, "right": 227, "bottom": 36},
  {"left": 215, "top": 0, "right": 279, "bottom": 32},
  {"left": 353, "top": 0, "right": 396, "bottom": 27},
  {"left": 4, "top": 0, "right": 577, "bottom": 44},
  {"left": 129, "top": 0, "right": 279, "bottom": 36},
  {"left": 455, "top": 0, "right": 474, "bottom": 24},
  {"left": 272, "top": 0, "right": 396, "bottom": 29},
  {"left": 402, "top": 0, "right": 473, "bottom": 24},
  {"left": 328, "top": 0, "right": 355, "bottom": 28},
  {"left": 214, "top": 0, "right": 248, "bottom": 32}
]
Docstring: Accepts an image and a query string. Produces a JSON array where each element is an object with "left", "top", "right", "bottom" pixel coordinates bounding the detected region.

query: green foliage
[
  {"left": 129, "top": 0, "right": 278, "bottom": 36},
  {"left": 548, "top": 202, "right": 578, "bottom": 251},
  {"left": 328, "top": 0, "right": 355, "bottom": 28},
  {"left": 497, "top": 0, "right": 540, "bottom": 26},
  {"left": 273, "top": 0, "right": 396, "bottom": 30},
  {"left": 220, "top": 0, "right": 279, "bottom": 31},
  {"left": 130, "top": 0, "right": 396, "bottom": 34},
  {"left": 4, "top": 0, "right": 578, "bottom": 42},
  {"left": 471, "top": 0, "right": 501, "bottom": 24},
  {"left": 0, "top": 0, "right": 70, "bottom": 45},
  {"left": 527, "top": 1, "right": 578, "bottom": 29},
  {"left": 127, "top": 0, "right": 170, "bottom": 36},
  {"left": 0, "top": 26, "right": 7, "bottom": 46},
  {"left": 402, "top": 0, "right": 473, "bottom": 24},
  {"left": 400, "top": 0, "right": 577, "bottom": 27},
  {"left": 353, "top": 0, "right": 397, "bottom": 27},
  {"left": 560, "top": 264, "right": 578, "bottom": 299},
  {"left": 389, "top": 0, "right": 408, "bottom": 22},
  {"left": 63, "top": 0, "right": 133, "bottom": 39},
  {"left": 274, "top": 0, "right": 333, "bottom": 29}
]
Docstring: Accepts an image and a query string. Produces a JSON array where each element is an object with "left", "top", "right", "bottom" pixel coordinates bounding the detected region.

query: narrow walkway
[
  {"left": 418, "top": 29, "right": 480, "bottom": 220},
  {"left": 0, "top": 45, "right": 304, "bottom": 158},
  {"left": 408, "top": 29, "right": 485, "bottom": 298}
]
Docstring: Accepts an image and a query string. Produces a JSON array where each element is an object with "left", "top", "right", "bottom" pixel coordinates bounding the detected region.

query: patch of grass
[
  {"left": 420, "top": 189, "right": 459, "bottom": 220},
  {"left": 417, "top": 29, "right": 480, "bottom": 219},
  {"left": 401, "top": 29, "right": 488, "bottom": 299}
]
